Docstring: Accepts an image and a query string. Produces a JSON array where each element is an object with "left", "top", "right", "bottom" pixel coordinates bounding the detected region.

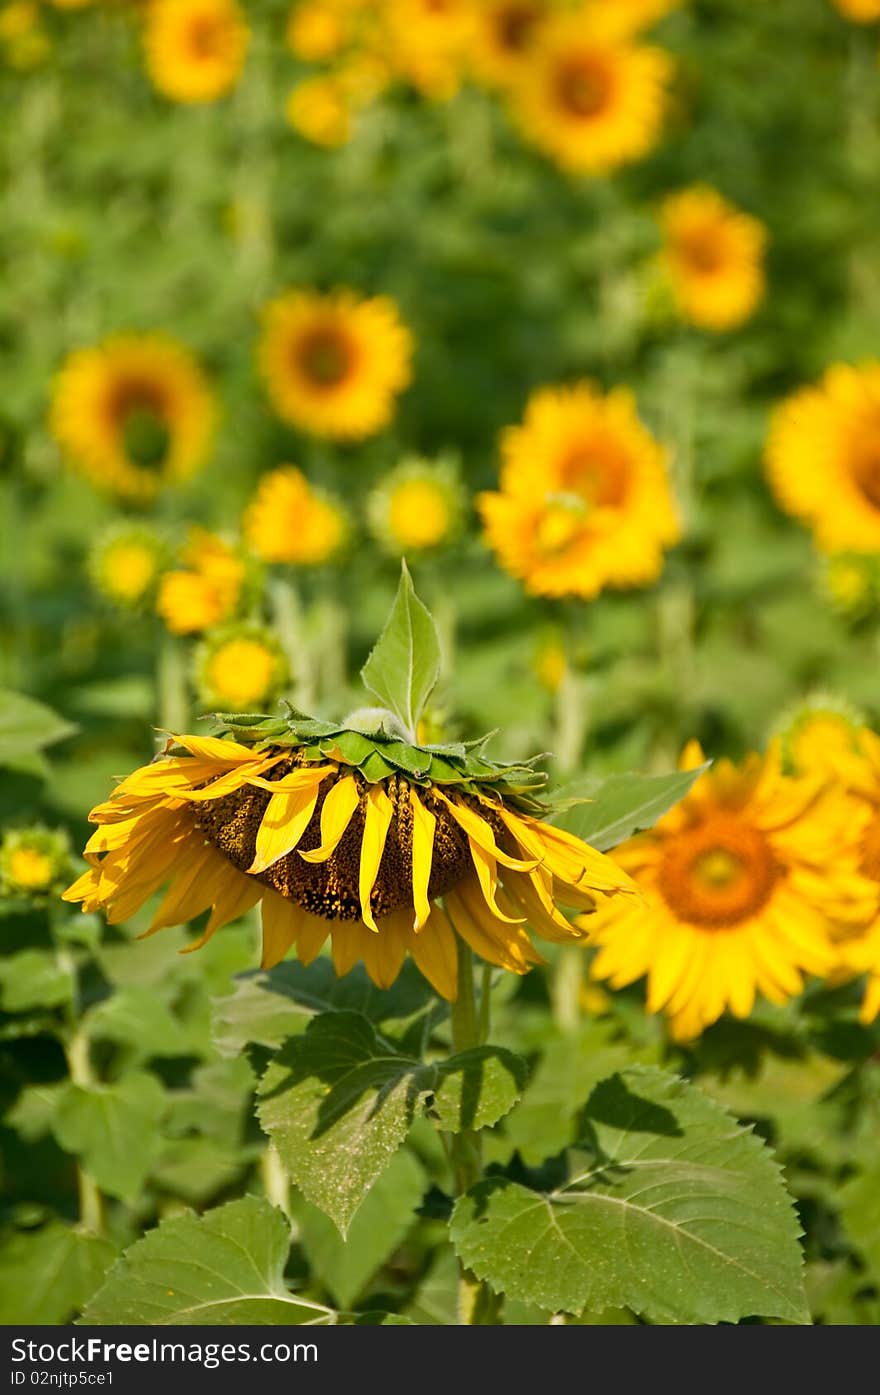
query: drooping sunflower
[
  {"left": 659, "top": 186, "right": 767, "bottom": 333},
  {"left": 258, "top": 289, "right": 414, "bottom": 441},
  {"left": 244, "top": 466, "right": 349, "bottom": 566},
  {"left": 367, "top": 457, "right": 464, "bottom": 555},
  {"left": 469, "top": 1, "right": 548, "bottom": 89},
  {"left": 144, "top": 0, "right": 249, "bottom": 104},
  {"left": 63, "top": 714, "right": 636, "bottom": 998},
  {"left": 50, "top": 334, "right": 216, "bottom": 502},
  {"left": 832, "top": 0, "right": 880, "bottom": 21},
  {"left": 766, "top": 363, "right": 880, "bottom": 553},
  {"left": 586, "top": 742, "right": 874, "bottom": 1042},
  {"left": 478, "top": 382, "right": 680, "bottom": 599},
  {"left": 510, "top": 13, "right": 672, "bottom": 176}
]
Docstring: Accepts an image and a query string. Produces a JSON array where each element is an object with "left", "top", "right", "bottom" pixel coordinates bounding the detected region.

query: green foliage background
[{"left": 2, "top": 0, "right": 880, "bottom": 1326}]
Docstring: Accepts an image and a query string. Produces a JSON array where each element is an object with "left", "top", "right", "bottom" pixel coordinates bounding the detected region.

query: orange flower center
[
  {"left": 656, "top": 815, "right": 779, "bottom": 928},
  {"left": 187, "top": 15, "right": 225, "bottom": 60},
  {"left": 108, "top": 380, "right": 171, "bottom": 469},
  {"left": 560, "top": 442, "right": 628, "bottom": 507},
  {"left": 676, "top": 229, "right": 726, "bottom": 276},
  {"left": 554, "top": 54, "right": 612, "bottom": 119},
  {"left": 297, "top": 328, "right": 353, "bottom": 388},
  {"left": 852, "top": 436, "right": 880, "bottom": 512},
  {"left": 859, "top": 813, "right": 880, "bottom": 882}
]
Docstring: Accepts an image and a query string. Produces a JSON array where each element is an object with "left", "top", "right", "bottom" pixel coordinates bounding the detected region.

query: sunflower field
[{"left": 3, "top": 0, "right": 880, "bottom": 1333}]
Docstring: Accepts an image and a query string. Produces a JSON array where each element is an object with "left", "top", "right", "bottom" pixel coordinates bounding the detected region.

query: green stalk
[
  {"left": 448, "top": 943, "right": 502, "bottom": 1325},
  {"left": 56, "top": 947, "right": 105, "bottom": 1236},
  {"left": 157, "top": 629, "right": 190, "bottom": 734},
  {"left": 270, "top": 574, "right": 315, "bottom": 711}
]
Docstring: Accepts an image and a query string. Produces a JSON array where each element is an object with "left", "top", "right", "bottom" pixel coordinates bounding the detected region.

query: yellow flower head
[
  {"left": 144, "top": 0, "right": 248, "bottom": 104},
  {"left": 258, "top": 288, "right": 413, "bottom": 441},
  {"left": 0, "top": 1, "right": 38, "bottom": 38},
  {"left": 832, "top": 0, "right": 880, "bottom": 20},
  {"left": 587, "top": 741, "right": 875, "bottom": 1041},
  {"left": 63, "top": 720, "right": 636, "bottom": 1000},
  {"left": 581, "top": 0, "right": 682, "bottom": 40},
  {"left": 286, "top": 76, "right": 353, "bottom": 147},
  {"left": 368, "top": 457, "right": 464, "bottom": 555},
  {"left": 823, "top": 730, "right": 880, "bottom": 1024},
  {"left": 383, "top": 0, "right": 475, "bottom": 100},
  {"left": 478, "top": 382, "right": 680, "bottom": 599},
  {"left": 196, "top": 624, "right": 290, "bottom": 711},
  {"left": 775, "top": 695, "right": 868, "bottom": 783},
  {"left": 89, "top": 524, "right": 167, "bottom": 609},
  {"left": 819, "top": 551, "right": 880, "bottom": 619},
  {"left": 157, "top": 529, "right": 245, "bottom": 636},
  {"left": 286, "top": 1, "right": 349, "bottom": 61},
  {"left": 659, "top": 186, "right": 767, "bottom": 333},
  {"left": 766, "top": 363, "right": 880, "bottom": 553},
  {"left": 50, "top": 334, "right": 216, "bottom": 502},
  {"left": 469, "top": 0, "right": 548, "bottom": 89},
  {"left": 1, "top": 827, "right": 71, "bottom": 897},
  {"left": 510, "top": 13, "right": 672, "bottom": 175},
  {"left": 244, "top": 466, "right": 349, "bottom": 566}
]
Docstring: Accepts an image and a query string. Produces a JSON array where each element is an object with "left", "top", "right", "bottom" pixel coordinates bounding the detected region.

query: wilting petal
[
  {"left": 468, "top": 837, "right": 526, "bottom": 924},
  {"left": 437, "top": 792, "right": 540, "bottom": 872},
  {"left": 410, "top": 788, "right": 437, "bottom": 930},
  {"left": 359, "top": 784, "right": 394, "bottom": 932},
  {"left": 410, "top": 904, "right": 458, "bottom": 1000},
  {"left": 298, "top": 776, "right": 360, "bottom": 863},
  {"left": 249, "top": 783, "right": 325, "bottom": 874}
]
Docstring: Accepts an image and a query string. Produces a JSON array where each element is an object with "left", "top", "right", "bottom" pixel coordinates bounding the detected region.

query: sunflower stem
[
  {"left": 448, "top": 944, "right": 501, "bottom": 1324},
  {"left": 270, "top": 574, "right": 315, "bottom": 711},
  {"left": 157, "top": 629, "right": 189, "bottom": 734},
  {"left": 57, "top": 945, "right": 106, "bottom": 1237}
]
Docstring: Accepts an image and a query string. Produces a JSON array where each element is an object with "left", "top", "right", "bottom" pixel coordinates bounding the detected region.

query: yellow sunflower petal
[
  {"left": 437, "top": 791, "right": 540, "bottom": 872},
  {"left": 249, "top": 783, "right": 324, "bottom": 874},
  {"left": 410, "top": 903, "right": 458, "bottom": 1000},
  {"left": 298, "top": 775, "right": 360, "bottom": 863},
  {"left": 359, "top": 784, "right": 394, "bottom": 932},
  {"left": 410, "top": 787, "right": 437, "bottom": 930}
]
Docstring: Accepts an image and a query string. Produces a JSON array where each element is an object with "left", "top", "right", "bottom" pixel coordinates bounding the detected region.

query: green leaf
[
  {"left": 451, "top": 1066, "right": 809, "bottom": 1325},
  {"left": 360, "top": 561, "right": 441, "bottom": 742},
  {"left": 82, "top": 1197, "right": 334, "bottom": 1325},
  {"left": 257, "top": 1011, "right": 434, "bottom": 1234},
  {"left": 51, "top": 1072, "right": 166, "bottom": 1203},
  {"left": 0, "top": 689, "right": 76, "bottom": 766},
  {"left": 0, "top": 1222, "right": 116, "bottom": 1324},
  {"left": 212, "top": 959, "right": 435, "bottom": 1058},
  {"left": 839, "top": 1163, "right": 880, "bottom": 1279},
  {"left": 551, "top": 767, "right": 708, "bottom": 851},
  {"left": 84, "top": 986, "right": 190, "bottom": 1057},
  {"left": 292, "top": 1150, "right": 426, "bottom": 1308},
  {"left": 430, "top": 1047, "right": 527, "bottom": 1133},
  {"left": 0, "top": 949, "right": 74, "bottom": 1012}
]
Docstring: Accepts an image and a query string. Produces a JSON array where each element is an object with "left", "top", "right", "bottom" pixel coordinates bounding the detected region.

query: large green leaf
[
  {"left": 0, "top": 690, "right": 76, "bottom": 766},
  {"left": 360, "top": 561, "right": 441, "bottom": 742},
  {"left": 430, "top": 1046, "right": 527, "bottom": 1133},
  {"left": 257, "top": 1012, "right": 434, "bottom": 1234},
  {"left": 51, "top": 1073, "right": 166, "bottom": 1203},
  {"left": 293, "top": 1150, "right": 426, "bottom": 1309},
  {"left": 451, "top": 1067, "right": 809, "bottom": 1325},
  {"left": 212, "top": 959, "right": 434, "bottom": 1058},
  {"left": 0, "top": 1222, "right": 116, "bottom": 1324},
  {"left": 551, "top": 767, "right": 707, "bottom": 851},
  {"left": 82, "top": 1198, "right": 334, "bottom": 1325}
]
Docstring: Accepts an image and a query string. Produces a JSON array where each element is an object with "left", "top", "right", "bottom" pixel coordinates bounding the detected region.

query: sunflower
[
  {"left": 382, "top": 0, "right": 475, "bottom": 101},
  {"left": 478, "top": 382, "right": 680, "bottom": 599},
  {"left": 510, "top": 14, "right": 672, "bottom": 176},
  {"left": 582, "top": 0, "right": 682, "bottom": 39},
  {"left": 832, "top": 0, "right": 880, "bottom": 21},
  {"left": 819, "top": 551, "right": 880, "bottom": 619},
  {"left": 286, "top": 1, "right": 350, "bottom": 61},
  {"left": 144, "top": 0, "right": 248, "bottom": 104},
  {"left": 244, "top": 466, "right": 349, "bottom": 565},
  {"left": 157, "top": 529, "right": 245, "bottom": 636},
  {"left": 1, "top": 827, "right": 71, "bottom": 897},
  {"left": 63, "top": 715, "right": 635, "bottom": 998},
  {"left": 367, "top": 457, "right": 464, "bottom": 555},
  {"left": 469, "top": 1, "right": 548, "bottom": 89},
  {"left": 586, "top": 742, "right": 874, "bottom": 1041},
  {"left": 258, "top": 289, "right": 414, "bottom": 441},
  {"left": 286, "top": 75, "right": 353, "bottom": 147},
  {"left": 196, "top": 624, "right": 290, "bottom": 710},
  {"left": 658, "top": 186, "right": 767, "bottom": 333},
  {"left": 766, "top": 363, "right": 880, "bottom": 553},
  {"left": 89, "top": 524, "right": 167, "bottom": 609},
  {"left": 50, "top": 334, "right": 215, "bottom": 502},
  {"left": 775, "top": 695, "right": 867, "bottom": 782},
  {"left": 820, "top": 730, "right": 880, "bottom": 1022}
]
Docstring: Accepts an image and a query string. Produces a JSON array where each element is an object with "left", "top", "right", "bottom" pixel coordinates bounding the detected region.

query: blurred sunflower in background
[
  {"left": 831, "top": 0, "right": 880, "bottom": 21},
  {"left": 244, "top": 466, "right": 349, "bottom": 566},
  {"left": 367, "top": 457, "right": 464, "bottom": 556},
  {"left": 658, "top": 186, "right": 767, "bottom": 332},
  {"left": 584, "top": 0, "right": 682, "bottom": 39},
  {"left": 286, "top": 73, "right": 353, "bottom": 146},
  {"left": 144, "top": 0, "right": 249, "bottom": 104},
  {"left": 775, "top": 695, "right": 867, "bottom": 781},
  {"left": 258, "top": 289, "right": 414, "bottom": 440},
  {"left": 766, "top": 362, "right": 880, "bottom": 552},
  {"left": 382, "top": 0, "right": 474, "bottom": 101},
  {"left": 50, "top": 334, "right": 216, "bottom": 502},
  {"left": 195, "top": 624, "right": 290, "bottom": 710},
  {"left": 587, "top": 742, "right": 875, "bottom": 1041},
  {"left": 469, "top": 1, "right": 548, "bottom": 89},
  {"left": 286, "top": 0, "right": 350, "bottom": 62},
  {"left": 1, "top": 827, "right": 71, "bottom": 897},
  {"left": 510, "top": 11, "right": 672, "bottom": 175},
  {"left": 831, "top": 729, "right": 880, "bottom": 1022},
  {"left": 478, "top": 381, "right": 680, "bottom": 598},
  {"left": 157, "top": 528, "right": 245, "bottom": 635},
  {"left": 89, "top": 524, "right": 167, "bottom": 610}
]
